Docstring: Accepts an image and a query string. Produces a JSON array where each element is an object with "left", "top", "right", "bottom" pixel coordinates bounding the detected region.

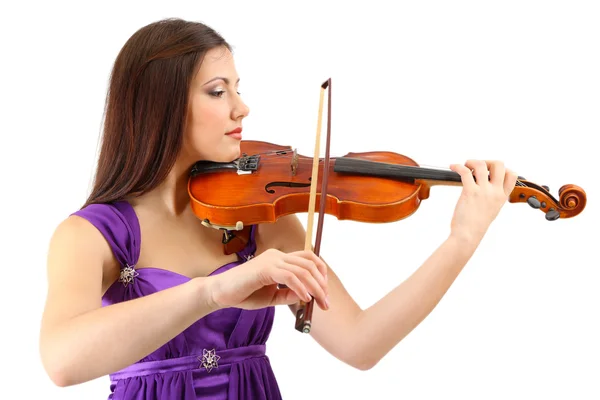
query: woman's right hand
[{"left": 206, "top": 248, "right": 329, "bottom": 311}]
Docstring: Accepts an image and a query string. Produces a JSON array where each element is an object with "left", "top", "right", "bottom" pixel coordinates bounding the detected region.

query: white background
[{"left": 1, "top": 1, "right": 599, "bottom": 399}]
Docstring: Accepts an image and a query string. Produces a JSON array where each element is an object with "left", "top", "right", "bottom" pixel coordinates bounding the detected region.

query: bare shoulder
[
  {"left": 255, "top": 214, "right": 306, "bottom": 254},
  {"left": 47, "top": 214, "right": 115, "bottom": 272},
  {"left": 42, "top": 215, "right": 117, "bottom": 330}
]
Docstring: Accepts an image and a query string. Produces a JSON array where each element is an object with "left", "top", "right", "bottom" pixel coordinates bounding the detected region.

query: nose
[{"left": 232, "top": 94, "right": 250, "bottom": 120}]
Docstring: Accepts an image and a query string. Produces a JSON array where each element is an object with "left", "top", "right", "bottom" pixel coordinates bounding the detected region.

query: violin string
[
  {"left": 414, "top": 163, "right": 526, "bottom": 186},
  {"left": 243, "top": 149, "right": 294, "bottom": 158},
  {"left": 242, "top": 150, "right": 526, "bottom": 186}
]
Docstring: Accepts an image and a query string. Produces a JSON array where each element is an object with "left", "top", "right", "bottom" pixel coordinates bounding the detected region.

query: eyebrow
[{"left": 202, "top": 76, "right": 240, "bottom": 86}]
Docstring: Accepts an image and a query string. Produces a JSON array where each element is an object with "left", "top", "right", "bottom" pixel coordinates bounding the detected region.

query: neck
[
  {"left": 128, "top": 159, "right": 192, "bottom": 216},
  {"left": 333, "top": 157, "right": 463, "bottom": 186}
]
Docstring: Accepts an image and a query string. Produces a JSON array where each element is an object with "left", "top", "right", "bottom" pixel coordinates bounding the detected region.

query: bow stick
[{"left": 295, "top": 78, "right": 332, "bottom": 333}]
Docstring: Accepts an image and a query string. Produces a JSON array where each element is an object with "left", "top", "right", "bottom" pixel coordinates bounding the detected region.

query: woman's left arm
[{"left": 258, "top": 214, "right": 479, "bottom": 371}]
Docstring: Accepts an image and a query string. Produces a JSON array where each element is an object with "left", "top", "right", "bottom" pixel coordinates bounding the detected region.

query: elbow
[
  {"left": 47, "top": 368, "right": 76, "bottom": 388},
  {"left": 342, "top": 346, "right": 381, "bottom": 371},
  {"left": 350, "top": 358, "right": 379, "bottom": 371},
  {"left": 41, "top": 357, "right": 79, "bottom": 387},
  {"left": 42, "top": 358, "right": 77, "bottom": 387},
  {"left": 40, "top": 342, "right": 79, "bottom": 387}
]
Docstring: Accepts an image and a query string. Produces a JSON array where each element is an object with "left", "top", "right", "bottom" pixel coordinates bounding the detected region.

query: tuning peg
[
  {"left": 545, "top": 208, "right": 560, "bottom": 221},
  {"left": 542, "top": 185, "right": 550, "bottom": 191},
  {"left": 518, "top": 176, "right": 526, "bottom": 180},
  {"left": 527, "top": 196, "right": 541, "bottom": 208}
]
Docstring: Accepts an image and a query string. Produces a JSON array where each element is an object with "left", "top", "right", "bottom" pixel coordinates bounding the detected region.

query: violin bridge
[{"left": 290, "top": 148, "right": 298, "bottom": 176}]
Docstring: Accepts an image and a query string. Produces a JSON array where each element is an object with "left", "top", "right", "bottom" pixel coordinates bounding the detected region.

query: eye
[{"left": 210, "top": 90, "right": 225, "bottom": 97}]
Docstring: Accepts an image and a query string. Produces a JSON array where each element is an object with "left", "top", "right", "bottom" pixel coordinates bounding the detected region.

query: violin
[
  {"left": 188, "top": 140, "right": 586, "bottom": 227},
  {"left": 187, "top": 78, "right": 587, "bottom": 333}
]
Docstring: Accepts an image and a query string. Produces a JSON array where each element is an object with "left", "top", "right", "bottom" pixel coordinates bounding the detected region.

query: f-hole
[{"left": 265, "top": 180, "right": 311, "bottom": 194}]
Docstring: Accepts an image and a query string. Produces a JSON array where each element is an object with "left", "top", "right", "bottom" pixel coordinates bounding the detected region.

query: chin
[
  {"left": 217, "top": 142, "right": 242, "bottom": 162},
  {"left": 191, "top": 139, "right": 242, "bottom": 164}
]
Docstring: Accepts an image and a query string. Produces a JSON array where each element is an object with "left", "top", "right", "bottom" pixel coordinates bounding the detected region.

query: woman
[{"left": 39, "top": 17, "right": 517, "bottom": 399}]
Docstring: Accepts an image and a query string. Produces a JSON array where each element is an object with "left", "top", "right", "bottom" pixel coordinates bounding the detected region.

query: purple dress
[{"left": 72, "top": 201, "right": 282, "bottom": 399}]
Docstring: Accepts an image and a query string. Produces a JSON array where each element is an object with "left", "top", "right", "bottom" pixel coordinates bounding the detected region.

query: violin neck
[{"left": 333, "top": 157, "right": 463, "bottom": 186}]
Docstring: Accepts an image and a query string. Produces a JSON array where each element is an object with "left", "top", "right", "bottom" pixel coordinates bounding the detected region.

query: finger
[
  {"left": 285, "top": 252, "right": 328, "bottom": 290},
  {"left": 278, "top": 262, "right": 328, "bottom": 310},
  {"left": 503, "top": 168, "right": 518, "bottom": 196},
  {"left": 464, "top": 159, "right": 489, "bottom": 186},
  {"left": 250, "top": 285, "right": 303, "bottom": 307},
  {"left": 450, "top": 163, "right": 476, "bottom": 189},
  {"left": 290, "top": 250, "right": 328, "bottom": 280},
  {"left": 307, "top": 252, "right": 329, "bottom": 283},
  {"left": 270, "top": 268, "right": 312, "bottom": 302},
  {"left": 269, "top": 287, "right": 303, "bottom": 306},
  {"left": 485, "top": 160, "right": 505, "bottom": 186}
]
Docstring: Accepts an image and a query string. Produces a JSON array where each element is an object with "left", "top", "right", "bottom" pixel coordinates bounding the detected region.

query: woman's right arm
[{"left": 39, "top": 215, "right": 219, "bottom": 387}]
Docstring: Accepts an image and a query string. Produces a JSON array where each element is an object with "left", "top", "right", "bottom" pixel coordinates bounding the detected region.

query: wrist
[
  {"left": 447, "top": 231, "right": 481, "bottom": 256},
  {"left": 188, "top": 276, "right": 223, "bottom": 315}
]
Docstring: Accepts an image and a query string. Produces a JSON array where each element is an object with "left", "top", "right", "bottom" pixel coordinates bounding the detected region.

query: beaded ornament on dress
[
  {"left": 198, "top": 348, "right": 220, "bottom": 372},
  {"left": 119, "top": 263, "right": 139, "bottom": 286}
]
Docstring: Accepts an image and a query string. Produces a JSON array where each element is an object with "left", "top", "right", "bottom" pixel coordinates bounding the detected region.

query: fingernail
[{"left": 325, "top": 296, "right": 330, "bottom": 309}]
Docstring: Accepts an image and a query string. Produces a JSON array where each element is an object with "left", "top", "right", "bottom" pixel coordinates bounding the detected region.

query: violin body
[
  {"left": 189, "top": 141, "right": 428, "bottom": 229},
  {"left": 187, "top": 140, "right": 587, "bottom": 231}
]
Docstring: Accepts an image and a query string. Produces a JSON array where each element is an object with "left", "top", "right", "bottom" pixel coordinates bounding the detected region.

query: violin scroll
[{"left": 509, "top": 178, "right": 586, "bottom": 221}]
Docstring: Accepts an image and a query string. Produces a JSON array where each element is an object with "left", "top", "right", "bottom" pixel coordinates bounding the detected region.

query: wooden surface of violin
[{"left": 187, "top": 140, "right": 587, "bottom": 231}]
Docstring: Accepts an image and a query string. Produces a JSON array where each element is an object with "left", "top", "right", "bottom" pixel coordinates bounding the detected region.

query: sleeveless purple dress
[{"left": 72, "top": 201, "right": 282, "bottom": 399}]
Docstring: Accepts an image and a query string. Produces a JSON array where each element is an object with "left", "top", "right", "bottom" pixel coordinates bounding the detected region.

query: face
[{"left": 182, "top": 46, "right": 250, "bottom": 164}]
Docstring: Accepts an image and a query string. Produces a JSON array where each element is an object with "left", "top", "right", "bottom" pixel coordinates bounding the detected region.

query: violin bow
[{"left": 295, "top": 78, "right": 332, "bottom": 333}]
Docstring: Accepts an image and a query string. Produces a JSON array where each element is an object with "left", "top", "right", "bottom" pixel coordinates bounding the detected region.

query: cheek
[
  {"left": 196, "top": 104, "right": 222, "bottom": 125},
  {"left": 196, "top": 102, "right": 229, "bottom": 132},
  {"left": 185, "top": 104, "right": 229, "bottom": 156}
]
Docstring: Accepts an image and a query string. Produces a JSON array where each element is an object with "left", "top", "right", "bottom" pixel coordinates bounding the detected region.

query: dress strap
[{"left": 71, "top": 201, "right": 141, "bottom": 271}]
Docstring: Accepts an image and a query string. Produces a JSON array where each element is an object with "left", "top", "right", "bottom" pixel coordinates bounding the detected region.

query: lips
[{"left": 226, "top": 127, "right": 242, "bottom": 134}]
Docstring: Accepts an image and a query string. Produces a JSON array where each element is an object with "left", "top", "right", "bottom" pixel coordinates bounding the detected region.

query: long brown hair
[{"left": 82, "top": 18, "right": 230, "bottom": 207}]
